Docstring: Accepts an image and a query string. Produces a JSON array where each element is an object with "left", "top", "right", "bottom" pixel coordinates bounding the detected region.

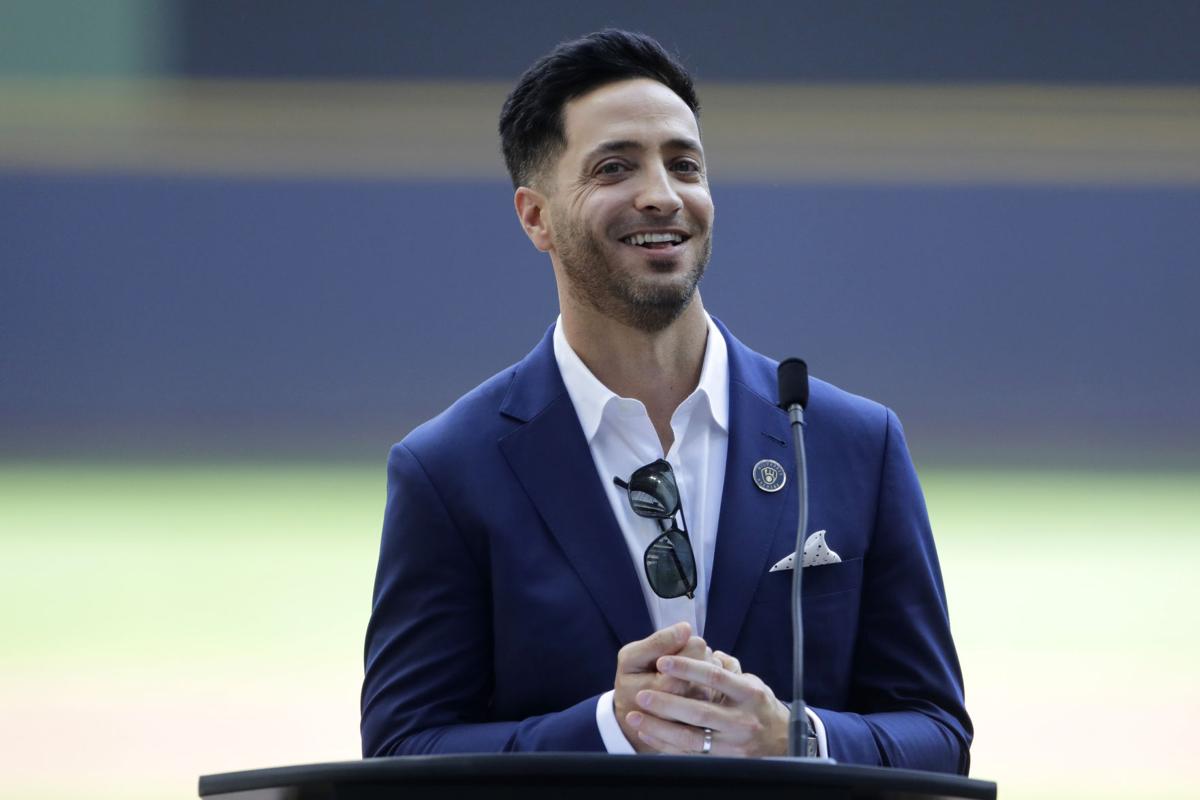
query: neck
[{"left": 559, "top": 294, "right": 709, "bottom": 454}]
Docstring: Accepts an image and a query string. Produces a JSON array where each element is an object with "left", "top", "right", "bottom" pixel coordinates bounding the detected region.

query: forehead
[{"left": 560, "top": 78, "right": 700, "bottom": 157}]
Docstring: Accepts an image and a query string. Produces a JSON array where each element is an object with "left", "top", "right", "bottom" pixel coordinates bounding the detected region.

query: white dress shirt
[{"left": 552, "top": 315, "right": 828, "bottom": 757}]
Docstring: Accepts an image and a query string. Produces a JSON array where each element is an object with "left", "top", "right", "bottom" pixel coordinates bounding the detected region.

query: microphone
[
  {"left": 777, "top": 358, "right": 813, "bottom": 758},
  {"left": 778, "top": 358, "right": 809, "bottom": 413}
]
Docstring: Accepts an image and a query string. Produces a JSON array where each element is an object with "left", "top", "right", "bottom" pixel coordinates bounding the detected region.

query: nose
[{"left": 634, "top": 163, "right": 683, "bottom": 216}]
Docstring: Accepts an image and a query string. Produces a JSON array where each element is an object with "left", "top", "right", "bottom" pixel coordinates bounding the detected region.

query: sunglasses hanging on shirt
[{"left": 613, "top": 458, "right": 697, "bottom": 600}]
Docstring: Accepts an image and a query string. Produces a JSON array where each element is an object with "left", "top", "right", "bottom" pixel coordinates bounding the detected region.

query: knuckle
[{"left": 657, "top": 676, "right": 684, "bottom": 694}]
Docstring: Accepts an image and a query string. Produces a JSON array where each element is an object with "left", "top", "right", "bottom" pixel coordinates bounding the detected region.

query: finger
[
  {"left": 636, "top": 689, "right": 731, "bottom": 731},
  {"left": 633, "top": 670, "right": 705, "bottom": 701},
  {"left": 650, "top": 673, "right": 690, "bottom": 696},
  {"left": 713, "top": 650, "right": 742, "bottom": 674},
  {"left": 655, "top": 656, "right": 755, "bottom": 704},
  {"left": 702, "top": 650, "right": 731, "bottom": 703},
  {"left": 651, "top": 669, "right": 718, "bottom": 702},
  {"left": 659, "top": 640, "right": 720, "bottom": 698},
  {"left": 677, "top": 635, "right": 708, "bottom": 661},
  {"left": 617, "top": 622, "right": 692, "bottom": 673},
  {"left": 628, "top": 710, "right": 707, "bottom": 754},
  {"left": 635, "top": 729, "right": 692, "bottom": 756}
]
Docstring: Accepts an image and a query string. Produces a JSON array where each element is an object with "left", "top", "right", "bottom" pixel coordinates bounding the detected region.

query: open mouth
[{"left": 620, "top": 231, "right": 690, "bottom": 251}]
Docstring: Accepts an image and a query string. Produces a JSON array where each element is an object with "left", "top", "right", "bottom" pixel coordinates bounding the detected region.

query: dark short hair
[{"left": 499, "top": 29, "right": 700, "bottom": 190}]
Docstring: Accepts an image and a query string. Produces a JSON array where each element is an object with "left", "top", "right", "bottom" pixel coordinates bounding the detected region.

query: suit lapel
[
  {"left": 498, "top": 327, "right": 654, "bottom": 646},
  {"left": 703, "top": 322, "right": 795, "bottom": 654}
]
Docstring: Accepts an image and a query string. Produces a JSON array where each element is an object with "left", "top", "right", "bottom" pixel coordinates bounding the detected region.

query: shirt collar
[{"left": 552, "top": 312, "right": 729, "bottom": 443}]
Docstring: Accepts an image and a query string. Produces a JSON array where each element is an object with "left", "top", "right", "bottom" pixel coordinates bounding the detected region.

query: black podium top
[{"left": 199, "top": 754, "right": 996, "bottom": 800}]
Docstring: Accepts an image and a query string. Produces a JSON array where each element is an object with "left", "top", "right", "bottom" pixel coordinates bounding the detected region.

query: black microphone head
[{"left": 777, "top": 358, "right": 809, "bottom": 410}]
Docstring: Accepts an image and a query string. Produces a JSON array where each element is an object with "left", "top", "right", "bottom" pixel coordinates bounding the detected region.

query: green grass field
[{"left": 2, "top": 463, "right": 1197, "bottom": 799}]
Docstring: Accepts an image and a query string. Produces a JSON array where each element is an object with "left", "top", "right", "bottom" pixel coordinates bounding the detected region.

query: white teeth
[{"left": 623, "top": 232, "right": 684, "bottom": 246}]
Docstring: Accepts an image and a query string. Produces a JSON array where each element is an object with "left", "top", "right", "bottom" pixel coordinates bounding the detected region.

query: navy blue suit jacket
[{"left": 361, "top": 319, "right": 971, "bottom": 773}]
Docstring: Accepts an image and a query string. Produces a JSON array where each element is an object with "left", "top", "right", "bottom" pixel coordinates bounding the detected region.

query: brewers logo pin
[{"left": 752, "top": 459, "right": 787, "bottom": 493}]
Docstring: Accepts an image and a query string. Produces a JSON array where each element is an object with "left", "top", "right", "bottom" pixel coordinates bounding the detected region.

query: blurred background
[{"left": 2, "top": 1, "right": 1197, "bottom": 797}]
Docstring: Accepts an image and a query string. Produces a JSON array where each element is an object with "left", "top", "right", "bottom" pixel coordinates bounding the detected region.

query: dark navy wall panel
[
  {"left": 706, "top": 183, "right": 1200, "bottom": 462},
  {"left": 3, "top": 173, "right": 1198, "bottom": 462},
  {"left": 176, "top": 0, "right": 1200, "bottom": 83},
  {"left": 1, "top": 174, "right": 557, "bottom": 453}
]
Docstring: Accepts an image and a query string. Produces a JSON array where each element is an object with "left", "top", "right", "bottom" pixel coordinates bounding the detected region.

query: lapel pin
[{"left": 752, "top": 459, "right": 787, "bottom": 493}]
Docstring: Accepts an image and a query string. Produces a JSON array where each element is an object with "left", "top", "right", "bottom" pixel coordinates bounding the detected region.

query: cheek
[
  {"left": 581, "top": 202, "right": 625, "bottom": 238},
  {"left": 684, "top": 190, "right": 714, "bottom": 226}
]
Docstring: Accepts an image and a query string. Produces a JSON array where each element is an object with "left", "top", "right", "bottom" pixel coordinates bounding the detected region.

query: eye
[
  {"left": 671, "top": 159, "right": 702, "bottom": 175},
  {"left": 597, "top": 161, "right": 630, "bottom": 176}
]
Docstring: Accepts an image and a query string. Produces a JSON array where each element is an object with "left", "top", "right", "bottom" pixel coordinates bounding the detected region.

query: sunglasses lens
[
  {"left": 628, "top": 488, "right": 670, "bottom": 516},
  {"left": 644, "top": 527, "right": 697, "bottom": 599},
  {"left": 628, "top": 461, "right": 680, "bottom": 518}
]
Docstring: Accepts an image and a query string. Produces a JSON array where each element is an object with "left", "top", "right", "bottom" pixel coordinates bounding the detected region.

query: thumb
[{"left": 617, "top": 622, "right": 692, "bottom": 672}]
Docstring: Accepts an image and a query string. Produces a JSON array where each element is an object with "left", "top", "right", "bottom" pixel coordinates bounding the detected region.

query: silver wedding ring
[{"left": 700, "top": 727, "right": 713, "bottom": 755}]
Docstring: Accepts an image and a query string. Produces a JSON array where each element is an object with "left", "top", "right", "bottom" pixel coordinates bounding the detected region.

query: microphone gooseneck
[{"left": 777, "top": 358, "right": 812, "bottom": 758}]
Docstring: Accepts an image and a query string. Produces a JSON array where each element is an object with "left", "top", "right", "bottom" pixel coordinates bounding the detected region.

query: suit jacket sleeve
[
  {"left": 810, "top": 409, "right": 972, "bottom": 774},
  {"left": 360, "top": 442, "right": 605, "bottom": 756}
]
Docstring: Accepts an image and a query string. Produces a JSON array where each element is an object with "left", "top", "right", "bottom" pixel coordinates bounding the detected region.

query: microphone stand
[
  {"left": 777, "top": 357, "right": 813, "bottom": 759},
  {"left": 785, "top": 399, "right": 811, "bottom": 758}
]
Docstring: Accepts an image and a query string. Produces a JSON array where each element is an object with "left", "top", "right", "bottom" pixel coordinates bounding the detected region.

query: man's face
[{"left": 542, "top": 78, "right": 714, "bottom": 333}]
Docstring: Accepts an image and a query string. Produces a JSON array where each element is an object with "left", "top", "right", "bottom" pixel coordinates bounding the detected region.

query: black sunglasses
[{"left": 613, "top": 459, "right": 697, "bottom": 600}]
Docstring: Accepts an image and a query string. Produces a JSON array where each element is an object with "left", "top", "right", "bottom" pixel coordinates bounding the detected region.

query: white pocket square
[{"left": 768, "top": 530, "right": 842, "bottom": 572}]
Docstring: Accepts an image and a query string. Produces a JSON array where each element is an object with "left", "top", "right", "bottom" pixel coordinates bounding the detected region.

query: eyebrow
[{"left": 583, "top": 137, "right": 703, "bottom": 164}]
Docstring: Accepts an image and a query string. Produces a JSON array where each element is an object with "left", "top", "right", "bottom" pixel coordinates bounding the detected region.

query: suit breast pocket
[
  {"left": 741, "top": 557, "right": 864, "bottom": 704},
  {"left": 800, "top": 557, "right": 863, "bottom": 598},
  {"left": 752, "top": 557, "right": 863, "bottom": 604}
]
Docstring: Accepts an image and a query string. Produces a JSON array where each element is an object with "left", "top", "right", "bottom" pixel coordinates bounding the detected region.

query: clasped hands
[{"left": 613, "top": 621, "right": 790, "bottom": 757}]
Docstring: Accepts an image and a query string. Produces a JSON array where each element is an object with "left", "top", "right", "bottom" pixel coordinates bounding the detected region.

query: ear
[{"left": 514, "top": 186, "right": 553, "bottom": 252}]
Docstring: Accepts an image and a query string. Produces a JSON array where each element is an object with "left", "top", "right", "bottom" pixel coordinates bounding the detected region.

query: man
[{"left": 361, "top": 30, "right": 971, "bottom": 772}]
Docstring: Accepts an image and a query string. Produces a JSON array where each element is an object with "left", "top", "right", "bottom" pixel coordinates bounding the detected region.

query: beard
[{"left": 553, "top": 214, "right": 712, "bottom": 334}]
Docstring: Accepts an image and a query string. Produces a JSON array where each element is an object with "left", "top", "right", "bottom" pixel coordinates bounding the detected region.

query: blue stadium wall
[{"left": 3, "top": 1, "right": 1198, "bottom": 466}]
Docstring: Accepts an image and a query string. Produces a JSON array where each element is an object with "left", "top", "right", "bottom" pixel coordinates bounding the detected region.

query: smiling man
[{"left": 361, "top": 30, "right": 972, "bottom": 772}]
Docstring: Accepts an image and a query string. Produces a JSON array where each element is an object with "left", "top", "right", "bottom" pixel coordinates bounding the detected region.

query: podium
[{"left": 199, "top": 754, "right": 996, "bottom": 799}]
